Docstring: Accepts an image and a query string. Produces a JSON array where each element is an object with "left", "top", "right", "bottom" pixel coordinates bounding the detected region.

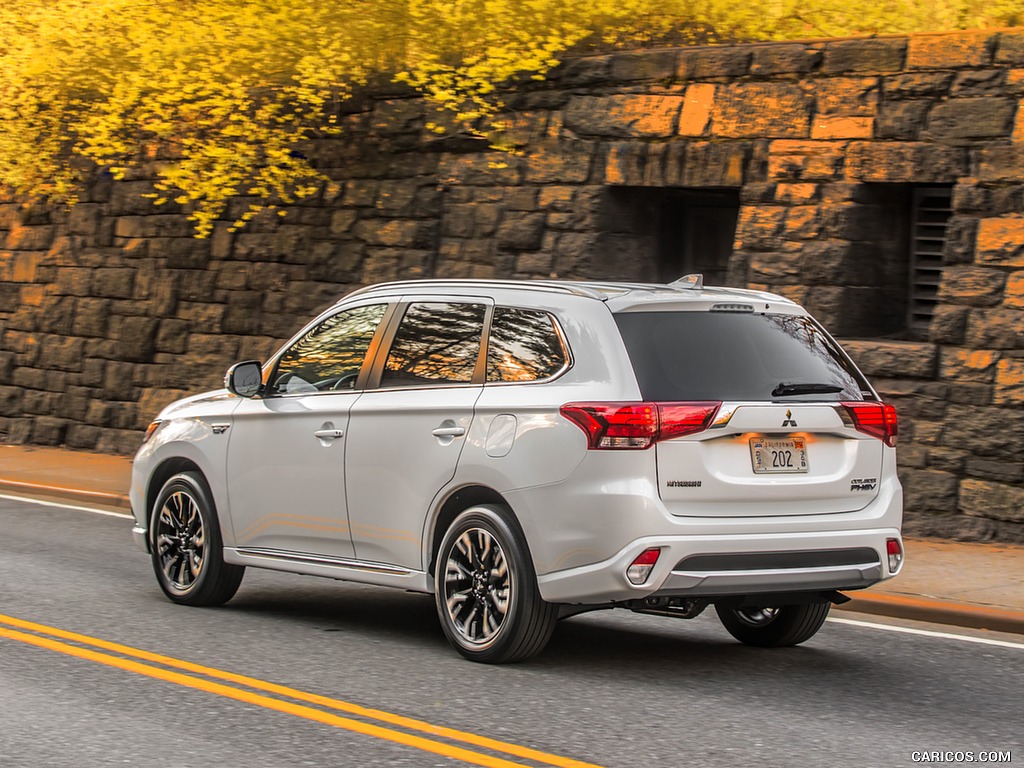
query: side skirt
[{"left": 223, "top": 547, "right": 432, "bottom": 594}]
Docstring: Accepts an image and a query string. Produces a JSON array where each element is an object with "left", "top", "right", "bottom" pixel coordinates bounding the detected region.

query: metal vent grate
[{"left": 908, "top": 186, "right": 953, "bottom": 336}]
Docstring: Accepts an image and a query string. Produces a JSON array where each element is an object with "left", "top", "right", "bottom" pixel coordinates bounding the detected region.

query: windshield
[{"left": 614, "top": 311, "right": 870, "bottom": 402}]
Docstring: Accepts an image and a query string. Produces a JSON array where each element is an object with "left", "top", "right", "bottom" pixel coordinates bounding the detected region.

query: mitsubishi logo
[{"left": 782, "top": 409, "right": 797, "bottom": 428}]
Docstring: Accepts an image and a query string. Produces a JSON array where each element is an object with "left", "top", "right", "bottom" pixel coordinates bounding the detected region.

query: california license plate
[{"left": 750, "top": 438, "right": 809, "bottom": 474}]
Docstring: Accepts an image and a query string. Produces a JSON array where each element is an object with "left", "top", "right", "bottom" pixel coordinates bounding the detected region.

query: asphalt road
[{"left": 1, "top": 495, "right": 1020, "bottom": 768}]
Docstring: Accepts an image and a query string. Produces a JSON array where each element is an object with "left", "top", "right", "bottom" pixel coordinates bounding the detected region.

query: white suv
[{"left": 130, "top": 277, "right": 903, "bottom": 663}]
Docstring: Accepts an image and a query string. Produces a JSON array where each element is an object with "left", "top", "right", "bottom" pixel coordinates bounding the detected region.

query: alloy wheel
[
  {"left": 155, "top": 490, "right": 206, "bottom": 592},
  {"left": 443, "top": 527, "right": 512, "bottom": 647}
]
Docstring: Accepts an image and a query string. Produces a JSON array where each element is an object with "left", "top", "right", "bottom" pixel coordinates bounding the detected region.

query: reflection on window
[
  {"left": 271, "top": 304, "right": 386, "bottom": 394},
  {"left": 381, "top": 303, "right": 486, "bottom": 387},
  {"left": 487, "top": 308, "right": 567, "bottom": 383}
]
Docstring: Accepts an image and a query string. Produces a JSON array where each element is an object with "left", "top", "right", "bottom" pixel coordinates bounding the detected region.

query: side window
[
  {"left": 487, "top": 307, "right": 568, "bottom": 383},
  {"left": 270, "top": 303, "right": 387, "bottom": 395},
  {"left": 380, "top": 302, "right": 486, "bottom": 387}
]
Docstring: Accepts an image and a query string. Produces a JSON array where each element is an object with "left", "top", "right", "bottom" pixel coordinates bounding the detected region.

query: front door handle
[
  {"left": 431, "top": 426, "right": 466, "bottom": 438},
  {"left": 313, "top": 428, "right": 345, "bottom": 440}
]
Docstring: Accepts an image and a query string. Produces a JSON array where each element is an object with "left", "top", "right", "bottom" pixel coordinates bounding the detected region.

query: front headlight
[{"left": 142, "top": 420, "right": 163, "bottom": 444}]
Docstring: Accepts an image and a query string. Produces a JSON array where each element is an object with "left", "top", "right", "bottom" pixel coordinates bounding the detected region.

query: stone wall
[{"left": 1, "top": 28, "right": 1023, "bottom": 540}]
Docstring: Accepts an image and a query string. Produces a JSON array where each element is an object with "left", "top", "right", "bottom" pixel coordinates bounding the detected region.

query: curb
[
  {"left": 837, "top": 592, "right": 1024, "bottom": 636},
  {"left": 0, "top": 479, "right": 131, "bottom": 511}
]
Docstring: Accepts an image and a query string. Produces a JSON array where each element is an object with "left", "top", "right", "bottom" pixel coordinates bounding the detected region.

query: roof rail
[{"left": 342, "top": 278, "right": 611, "bottom": 301}]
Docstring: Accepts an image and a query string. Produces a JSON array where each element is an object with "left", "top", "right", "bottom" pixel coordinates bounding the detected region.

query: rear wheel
[
  {"left": 150, "top": 471, "right": 244, "bottom": 606},
  {"left": 435, "top": 504, "right": 557, "bottom": 663},
  {"left": 715, "top": 602, "right": 830, "bottom": 647}
]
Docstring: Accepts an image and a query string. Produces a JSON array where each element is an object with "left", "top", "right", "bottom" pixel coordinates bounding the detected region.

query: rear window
[{"left": 614, "top": 311, "right": 870, "bottom": 402}]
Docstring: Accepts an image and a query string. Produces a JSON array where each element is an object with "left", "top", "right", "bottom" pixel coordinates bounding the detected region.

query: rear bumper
[{"left": 536, "top": 527, "right": 901, "bottom": 604}]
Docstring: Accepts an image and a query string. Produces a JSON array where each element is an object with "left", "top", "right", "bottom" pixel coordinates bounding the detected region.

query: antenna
[{"left": 670, "top": 273, "right": 704, "bottom": 290}]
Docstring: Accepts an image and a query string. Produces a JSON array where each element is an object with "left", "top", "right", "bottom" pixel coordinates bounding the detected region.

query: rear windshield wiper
[{"left": 771, "top": 381, "right": 844, "bottom": 397}]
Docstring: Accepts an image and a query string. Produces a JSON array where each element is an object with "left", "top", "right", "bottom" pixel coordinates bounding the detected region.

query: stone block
[
  {"left": 940, "top": 347, "right": 1000, "bottom": 383},
  {"left": 938, "top": 266, "right": 1006, "bottom": 307},
  {"left": 977, "top": 145, "right": 1024, "bottom": 182},
  {"left": 734, "top": 206, "right": 786, "bottom": 251},
  {"left": 370, "top": 99, "right": 423, "bottom": 135},
  {"left": 926, "top": 97, "right": 1016, "bottom": 139},
  {"left": 5, "top": 225, "right": 55, "bottom": 251},
  {"left": 994, "top": 31, "right": 1024, "bottom": 65},
  {"left": 603, "top": 143, "right": 646, "bottom": 186},
  {"left": 711, "top": 83, "right": 810, "bottom": 139},
  {"left": 352, "top": 219, "right": 418, "bottom": 247},
  {"left": 678, "top": 84, "right": 715, "bottom": 137},
  {"left": 749, "top": 251, "right": 801, "bottom": 282},
  {"left": 966, "top": 457, "right": 1024, "bottom": 484},
  {"left": 155, "top": 319, "right": 190, "bottom": 354},
  {"left": 113, "top": 215, "right": 194, "bottom": 239},
  {"left": 750, "top": 44, "right": 822, "bottom": 76},
  {"left": 681, "top": 142, "right": 748, "bottom": 187},
  {"left": 975, "top": 217, "right": 1024, "bottom": 267},
  {"left": 798, "top": 239, "right": 862, "bottom": 284},
  {"left": 842, "top": 340, "right": 938, "bottom": 379},
  {"left": 810, "top": 116, "right": 873, "bottom": 140},
  {"left": 901, "top": 469, "right": 959, "bottom": 515},
  {"left": 883, "top": 72, "right": 954, "bottom": 99},
  {"left": 964, "top": 309, "right": 1024, "bottom": 349},
  {"left": 1006, "top": 271, "right": 1024, "bottom": 309},
  {"left": 65, "top": 424, "right": 101, "bottom": 450},
  {"left": 906, "top": 31, "right": 995, "bottom": 69},
  {"left": 73, "top": 298, "right": 111, "bottom": 338},
  {"left": 944, "top": 403, "right": 1024, "bottom": 460},
  {"left": 874, "top": 101, "right": 930, "bottom": 140},
  {"left": 609, "top": 50, "right": 678, "bottom": 81},
  {"left": 68, "top": 204, "right": 101, "bottom": 236},
  {"left": 31, "top": 416, "right": 69, "bottom": 446},
  {"left": 959, "top": 478, "right": 1024, "bottom": 523},
  {"left": 845, "top": 142, "right": 966, "bottom": 183},
  {"left": 767, "top": 140, "right": 846, "bottom": 182},
  {"left": 941, "top": 217, "right": 978, "bottom": 265},
  {"left": 440, "top": 153, "right": 522, "bottom": 186},
  {"left": 677, "top": 47, "right": 752, "bottom": 80},
  {"left": 929, "top": 304, "right": 970, "bottom": 344},
  {"left": 555, "top": 55, "right": 611, "bottom": 87},
  {"left": 148, "top": 237, "right": 210, "bottom": 268},
  {"left": 112, "top": 315, "right": 159, "bottom": 363},
  {"left": 514, "top": 252, "right": 554, "bottom": 275},
  {"left": 822, "top": 38, "right": 907, "bottom": 73},
  {"left": 471, "top": 205, "right": 500, "bottom": 238},
  {"left": 56, "top": 267, "right": 92, "bottom": 297},
  {"left": 951, "top": 69, "right": 1007, "bottom": 96},
  {"left": 994, "top": 358, "right": 1024, "bottom": 405},
  {"left": 814, "top": 77, "right": 880, "bottom": 117},
  {"left": 525, "top": 143, "right": 590, "bottom": 184},
  {"left": 565, "top": 95, "right": 684, "bottom": 138}
]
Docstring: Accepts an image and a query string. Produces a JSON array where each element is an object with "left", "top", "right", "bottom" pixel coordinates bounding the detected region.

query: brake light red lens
[
  {"left": 842, "top": 402, "right": 898, "bottom": 447},
  {"left": 626, "top": 547, "right": 661, "bottom": 584},
  {"left": 886, "top": 538, "right": 903, "bottom": 573},
  {"left": 560, "top": 402, "right": 721, "bottom": 450}
]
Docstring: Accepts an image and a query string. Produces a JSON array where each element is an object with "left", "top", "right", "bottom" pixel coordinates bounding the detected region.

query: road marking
[
  {"left": 829, "top": 616, "right": 1024, "bottom": 650},
  {"left": 0, "top": 614, "right": 601, "bottom": 768},
  {"left": 0, "top": 492, "right": 133, "bottom": 519}
]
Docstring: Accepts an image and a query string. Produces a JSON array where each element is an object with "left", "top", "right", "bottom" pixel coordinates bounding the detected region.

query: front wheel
[
  {"left": 715, "top": 602, "right": 830, "bottom": 647},
  {"left": 150, "top": 471, "right": 244, "bottom": 606},
  {"left": 434, "top": 504, "right": 557, "bottom": 663}
]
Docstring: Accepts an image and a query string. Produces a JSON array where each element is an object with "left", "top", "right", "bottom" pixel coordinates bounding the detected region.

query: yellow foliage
[{"left": 0, "top": 0, "right": 1019, "bottom": 236}]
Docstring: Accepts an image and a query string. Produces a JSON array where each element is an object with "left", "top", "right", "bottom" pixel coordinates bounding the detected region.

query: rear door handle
[
  {"left": 313, "top": 428, "right": 344, "bottom": 440},
  {"left": 431, "top": 426, "right": 466, "bottom": 438}
]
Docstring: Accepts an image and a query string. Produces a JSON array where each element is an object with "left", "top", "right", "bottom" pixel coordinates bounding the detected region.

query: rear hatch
[{"left": 615, "top": 307, "right": 887, "bottom": 518}]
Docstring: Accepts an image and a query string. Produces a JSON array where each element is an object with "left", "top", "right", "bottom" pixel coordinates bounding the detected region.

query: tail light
[
  {"left": 841, "top": 402, "right": 898, "bottom": 447},
  {"left": 886, "top": 538, "right": 903, "bottom": 573},
  {"left": 560, "top": 401, "right": 721, "bottom": 449},
  {"left": 626, "top": 548, "right": 661, "bottom": 584}
]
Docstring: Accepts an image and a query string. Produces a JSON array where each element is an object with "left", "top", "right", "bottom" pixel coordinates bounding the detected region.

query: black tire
[
  {"left": 715, "top": 602, "right": 831, "bottom": 647},
  {"left": 150, "top": 471, "right": 244, "bottom": 607},
  {"left": 434, "top": 504, "right": 557, "bottom": 663}
]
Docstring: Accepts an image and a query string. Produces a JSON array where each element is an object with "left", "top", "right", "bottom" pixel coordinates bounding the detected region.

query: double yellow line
[{"left": 0, "top": 613, "right": 602, "bottom": 768}]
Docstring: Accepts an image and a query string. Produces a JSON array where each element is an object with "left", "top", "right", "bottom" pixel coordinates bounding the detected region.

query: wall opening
[{"left": 595, "top": 187, "right": 740, "bottom": 285}]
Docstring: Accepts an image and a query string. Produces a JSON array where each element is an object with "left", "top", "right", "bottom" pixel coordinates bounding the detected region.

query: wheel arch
[
  {"left": 146, "top": 457, "right": 210, "bottom": 539},
  {"left": 428, "top": 485, "right": 516, "bottom": 578}
]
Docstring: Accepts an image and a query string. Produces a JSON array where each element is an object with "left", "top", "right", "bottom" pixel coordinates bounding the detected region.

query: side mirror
[{"left": 225, "top": 360, "right": 264, "bottom": 398}]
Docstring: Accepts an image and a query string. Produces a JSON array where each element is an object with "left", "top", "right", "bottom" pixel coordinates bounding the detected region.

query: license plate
[{"left": 750, "top": 438, "right": 808, "bottom": 474}]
